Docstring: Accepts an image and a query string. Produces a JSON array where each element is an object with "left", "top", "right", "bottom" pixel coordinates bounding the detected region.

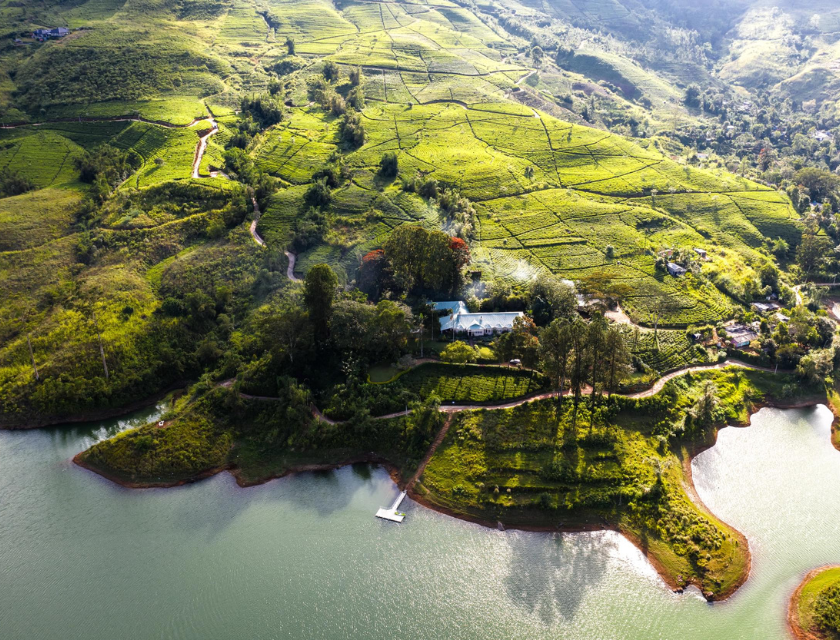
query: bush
[
  {"left": 379, "top": 151, "right": 398, "bottom": 178},
  {"left": 440, "top": 341, "right": 477, "bottom": 364},
  {"left": 339, "top": 110, "right": 365, "bottom": 147},
  {"left": 323, "top": 60, "right": 340, "bottom": 82},
  {"left": 304, "top": 178, "right": 332, "bottom": 208},
  {"left": 0, "top": 167, "right": 35, "bottom": 197},
  {"left": 815, "top": 583, "right": 840, "bottom": 634},
  {"left": 347, "top": 86, "right": 365, "bottom": 110}
]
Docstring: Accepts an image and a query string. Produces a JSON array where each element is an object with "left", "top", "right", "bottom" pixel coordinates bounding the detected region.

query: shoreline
[
  {"left": 787, "top": 565, "right": 840, "bottom": 640},
  {"left": 73, "top": 450, "right": 402, "bottom": 490},
  {"left": 0, "top": 384, "right": 185, "bottom": 431},
  {"left": 66, "top": 384, "right": 840, "bottom": 603}
]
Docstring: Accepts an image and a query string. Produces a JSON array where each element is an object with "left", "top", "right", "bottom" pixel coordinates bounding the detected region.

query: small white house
[
  {"left": 439, "top": 311, "right": 525, "bottom": 336},
  {"left": 666, "top": 262, "right": 686, "bottom": 277},
  {"left": 693, "top": 247, "right": 707, "bottom": 260}
]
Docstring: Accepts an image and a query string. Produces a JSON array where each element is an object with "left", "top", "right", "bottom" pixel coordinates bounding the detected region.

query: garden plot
[
  {"left": 44, "top": 96, "right": 206, "bottom": 126},
  {"left": 32, "top": 122, "right": 132, "bottom": 150}
]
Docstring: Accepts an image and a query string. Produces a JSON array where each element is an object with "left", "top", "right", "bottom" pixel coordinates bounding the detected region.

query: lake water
[{"left": 1, "top": 405, "right": 839, "bottom": 639}]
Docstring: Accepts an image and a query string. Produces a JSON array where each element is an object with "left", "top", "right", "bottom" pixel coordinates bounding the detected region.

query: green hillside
[{"left": 0, "top": 0, "right": 822, "bottom": 425}]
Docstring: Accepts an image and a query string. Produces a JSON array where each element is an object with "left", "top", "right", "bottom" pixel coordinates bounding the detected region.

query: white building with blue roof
[{"left": 438, "top": 308, "right": 525, "bottom": 337}]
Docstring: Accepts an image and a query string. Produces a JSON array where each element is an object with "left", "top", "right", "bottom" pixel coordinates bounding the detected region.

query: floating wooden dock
[{"left": 375, "top": 491, "right": 407, "bottom": 523}]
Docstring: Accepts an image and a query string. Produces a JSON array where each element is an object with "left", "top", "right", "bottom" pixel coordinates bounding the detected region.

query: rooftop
[{"left": 440, "top": 311, "right": 524, "bottom": 332}]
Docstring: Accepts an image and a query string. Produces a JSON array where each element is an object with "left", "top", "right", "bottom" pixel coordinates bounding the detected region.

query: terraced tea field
[
  {"left": 394, "top": 362, "right": 549, "bottom": 403},
  {"left": 255, "top": 98, "right": 792, "bottom": 325}
]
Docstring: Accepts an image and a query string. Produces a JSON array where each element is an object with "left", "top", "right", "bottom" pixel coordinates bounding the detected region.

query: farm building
[
  {"left": 667, "top": 262, "right": 686, "bottom": 277},
  {"left": 751, "top": 301, "right": 780, "bottom": 313},
  {"left": 32, "top": 27, "right": 68, "bottom": 40},
  {"left": 694, "top": 248, "right": 707, "bottom": 259},
  {"left": 440, "top": 311, "right": 525, "bottom": 337},
  {"left": 727, "top": 324, "right": 758, "bottom": 348}
]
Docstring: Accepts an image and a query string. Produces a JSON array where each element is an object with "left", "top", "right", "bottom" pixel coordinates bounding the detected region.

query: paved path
[
  {"left": 191, "top": 112, "right": 218, "bottom": 178},
  {"left": 248, "top": 195, "right": 266, "bottom": 247},
  {"left": 284, "top": 250, "right": 300, "bottom": 281}
]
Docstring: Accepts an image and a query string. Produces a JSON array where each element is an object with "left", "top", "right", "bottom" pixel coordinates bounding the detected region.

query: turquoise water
[{"left": 1, "top": 405, "right": 838, "bottom": 639}]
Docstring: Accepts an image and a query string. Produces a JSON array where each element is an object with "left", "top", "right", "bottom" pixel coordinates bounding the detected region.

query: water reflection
[
  {"left": 504, "top": 532, "right": 609, "bottom": 625},
  {"left": 2, "top": 405, "right": 839, "bottom": 640}
]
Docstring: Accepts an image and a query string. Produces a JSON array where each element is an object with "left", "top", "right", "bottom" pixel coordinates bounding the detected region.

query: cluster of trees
[
  {"left": 222, "top": 148, "right": 273, "bottom": 208},
  {"left": 0, "top": 167, "right": 35, "bottom": 197},
  {"left": 75, "top": 144, "right": 142, "bottom": 200},
  {"left": 307, "top": 62, "right": 365, "bottom": 128},
  {"left": 339, "top": 110, "right": 365, "bottom": 147},
  {"left": 240, "top": 94, "right": 284, "bottom": 129},
  {"left": 486, "top": 313, "right": 632, "bottom": 425},
  {"left": 247, "top": 263, "right": 417, "bottom": 394},
  {"left": 437, "top": 188, "right": 476, "bottom": 239},
  {"left": 358, "top": 225, "right": 470, "bottom": 299},
  {"left": 439, "top": 310, "right": 629, "bottom": 400}
]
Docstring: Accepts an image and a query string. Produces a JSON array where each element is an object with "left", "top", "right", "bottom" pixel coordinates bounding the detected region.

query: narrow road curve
[
  {"left": 439, "top": 360, "right": 767, "bottom": 412},
  {"left": 284, "top": 250, "right": 300, "bottom": 282},
  {"left": 301, "top": 359, "right": 778, "bottom": 424},
  {"left": 793, "top": 282, "right": 840, "bottom": 307},
  {"left": 191, "top": 112, "right": 218, "bottom": 178},
  {"left": 248, "top": 195, "right": 266, "bottom": 247}
]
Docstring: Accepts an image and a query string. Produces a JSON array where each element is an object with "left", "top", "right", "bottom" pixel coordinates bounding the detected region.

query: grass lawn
[{"left": 369, "top": 363, "right": 401, "bottom": 383}]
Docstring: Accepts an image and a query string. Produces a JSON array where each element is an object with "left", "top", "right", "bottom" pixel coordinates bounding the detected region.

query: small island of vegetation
[{"left": 790, "top": 566, "right": 840, "bottom": 640}]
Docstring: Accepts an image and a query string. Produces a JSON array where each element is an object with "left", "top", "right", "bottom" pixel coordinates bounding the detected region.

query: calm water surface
[{"left": 1, "top": 405, "right": 839, "bottom": 639}]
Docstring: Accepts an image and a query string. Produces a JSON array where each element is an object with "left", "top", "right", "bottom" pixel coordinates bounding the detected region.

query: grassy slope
[
  {"left": 417, "top": 368, "right": 824, "bottom": 599},
  {"left": 0, "top": 0, "right": 800, "bottom": 416},
  {"left": 255, "top": 99, "right": 792, "bottom": 325}
]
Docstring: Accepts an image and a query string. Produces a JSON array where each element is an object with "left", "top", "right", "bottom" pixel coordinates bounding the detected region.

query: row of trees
[{"left": 476, "top": 314, "right": 632, "bottom": 426}]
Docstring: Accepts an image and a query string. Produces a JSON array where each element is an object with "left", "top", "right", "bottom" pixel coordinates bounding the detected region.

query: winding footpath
[
  {"left": 284, "top": 250, "right": 300, "bottom": 281},
  {"left": 277, "top": 359, "right": 775, "bottom": 426},
  {"left": 191, "top": 113, "right": 218, "bottom": 178}
]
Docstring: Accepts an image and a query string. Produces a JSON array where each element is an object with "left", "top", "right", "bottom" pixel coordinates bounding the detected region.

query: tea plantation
[{"left": 0, "top": 0, "right": 804, "bottom": 424}]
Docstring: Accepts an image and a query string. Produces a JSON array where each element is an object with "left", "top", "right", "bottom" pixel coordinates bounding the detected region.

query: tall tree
[
  {"left": 587, "top": 313, "right": 608, "bottom": 408},
  {"left": 304, "top": 263, "right": 338, "bottom": 342},
  {"left": 604, "top": 326, "right": 631, "bottom": 396},
  {"left": 538, "top": 318, "right": 572, "bottom": 395},
  {"left": 529, "top": 274, "right": 577, "bottom": 325},
  {"left": 496, "top": 316, "right": 540, "bottom": 368},
  {"left": 383, "top": 225, "right": 464, "bottom": 294},
  {"left": 568, "top": 317, "right": 589, "bottom": 429}
]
